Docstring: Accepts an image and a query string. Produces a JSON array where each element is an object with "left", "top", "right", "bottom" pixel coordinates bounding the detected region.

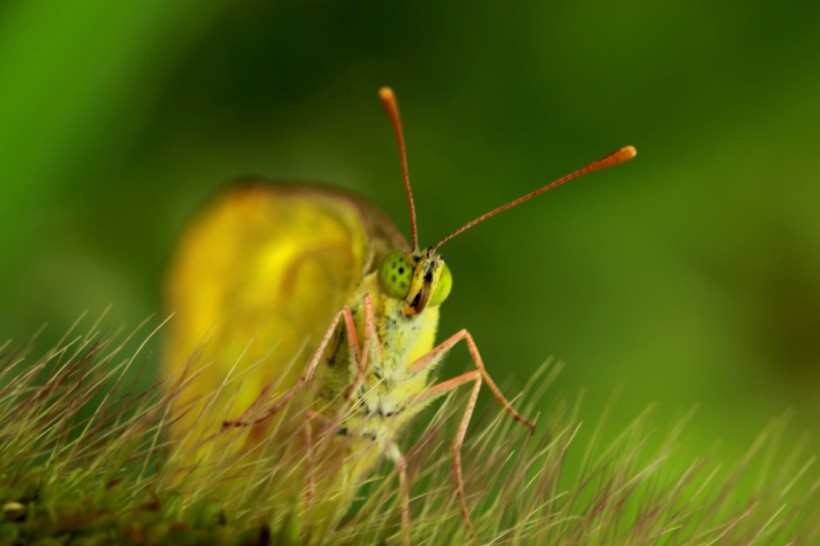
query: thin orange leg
[
  {"left": 222, "top": 305, "right": 362, "bottom": 429},
  {"left": 343, "top": 293, "right": 381, "bottom": 403},
  {"left": 412, "top": 330, "right": 535, "bottom": 543},
  {"left": 411, "top": 329, "right": 535, "bottom": 433},
  {"left": 417, "top": 370, "right": 482, "bottom": 543},
  {"left": 387, "top": 443, "right": 411, "bottom": 546}
]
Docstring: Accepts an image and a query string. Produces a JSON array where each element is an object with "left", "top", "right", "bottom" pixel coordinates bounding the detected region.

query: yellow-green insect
[{"left": 163, "top": 87, "right": 635, "bottom": 543}]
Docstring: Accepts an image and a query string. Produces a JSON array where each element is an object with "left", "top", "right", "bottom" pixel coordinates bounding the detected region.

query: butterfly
[{"left": 163, "top": 87, "right": 636, "bottom": 544}]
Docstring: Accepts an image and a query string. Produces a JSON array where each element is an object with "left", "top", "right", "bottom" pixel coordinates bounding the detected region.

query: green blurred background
[{"left": 1, "top": 1, "right": 818, "bottom": 464}]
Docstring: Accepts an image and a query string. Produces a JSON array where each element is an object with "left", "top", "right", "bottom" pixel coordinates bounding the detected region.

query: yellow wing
[{"left": 163, "top": 181, "right": 407, "bottom": 453}]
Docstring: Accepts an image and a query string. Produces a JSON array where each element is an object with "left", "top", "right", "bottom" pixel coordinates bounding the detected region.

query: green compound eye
[
  {"left": 429, "top": 262, "right": 452, "bottom": 306},
  {"left": 379, "top": 252, "right": 413, "bottom": 299}
]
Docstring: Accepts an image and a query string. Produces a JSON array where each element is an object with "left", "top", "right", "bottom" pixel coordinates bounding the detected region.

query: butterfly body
[
  {"left": 315, "top": 247, "right": 446, "bottom": 439},
  {"left": 164, "top": 180, "right": 452, "bottom": 530},
  {"left": 164, "top": 87, "right": 635, "bottom": 544}
]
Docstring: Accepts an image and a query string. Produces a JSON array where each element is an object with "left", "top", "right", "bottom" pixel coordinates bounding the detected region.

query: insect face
[{"left": 378, "top": 248, "right": 452, "bottom": 315}]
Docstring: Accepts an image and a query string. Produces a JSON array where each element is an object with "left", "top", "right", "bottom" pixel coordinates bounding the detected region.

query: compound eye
[
  {"left": 429, "top": 262, "right": 452, "bottom": 306},
  {"left": 379, "top": 252, "right": 413, "bottom": 299}
]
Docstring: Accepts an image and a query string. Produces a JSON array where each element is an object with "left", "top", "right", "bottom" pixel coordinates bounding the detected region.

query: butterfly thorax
[{"left": 313, "top": 248, "right": 449, "bottom": 445}]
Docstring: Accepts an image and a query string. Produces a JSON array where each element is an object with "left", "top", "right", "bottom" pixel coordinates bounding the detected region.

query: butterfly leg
[
  {"left": 410, "top": 329, "right": 535, "bottom": 433},
  {"left": 343, "top": 293, "right": 380, "bottom": 403},
  {"left": 222, "top": 305, "right": 363, "bottom": 429},
  {"left": 415, "top": 370, "right": 482, "bottom": 542},
  {"left": 386, "top": 442, "right": 411, "bottom": 546},
  {"left": 411, "top": 330, "right": 535, "bottom": 542}
]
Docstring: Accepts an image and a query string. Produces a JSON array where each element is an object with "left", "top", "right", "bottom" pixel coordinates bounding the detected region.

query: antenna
[
  {"left": 379, "top": 87, "right": 419, "bottom": 249},
  {"left": 434, "top": 146, "right": 637, "bottom": 249}
]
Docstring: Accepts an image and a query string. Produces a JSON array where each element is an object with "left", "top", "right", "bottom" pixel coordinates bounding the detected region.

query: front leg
[
  {"left": 343, "top": 293, "right": 381, "bottom": 404},
  {"left": 386, "top": 442, "right": 411, "bottom": 546},
  {"left": 412, "top": 330, "right": 535, "bottom": 543},
  {"left": 411, "top": 329, "right": 535, "bottom": 433},
  {"left": 222, "top": 303, "right": 363, "bottom": 430}
]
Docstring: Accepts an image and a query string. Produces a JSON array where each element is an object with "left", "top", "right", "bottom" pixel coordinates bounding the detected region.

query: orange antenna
[
  {"left": 379, "top": 87, "right": 419, "bottom": 249},
  {"left": 434, "top": 146, "right": 637, "bottom": 249}
]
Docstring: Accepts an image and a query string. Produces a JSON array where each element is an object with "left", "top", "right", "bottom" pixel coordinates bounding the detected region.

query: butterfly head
[{"left": 378, "top": 248, "right": 452, "bottom": 316}]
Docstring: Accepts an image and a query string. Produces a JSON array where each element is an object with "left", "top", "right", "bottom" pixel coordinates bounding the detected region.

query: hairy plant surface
[{"left": 0, "top": 321, "right": 816, "bottom": 545}]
